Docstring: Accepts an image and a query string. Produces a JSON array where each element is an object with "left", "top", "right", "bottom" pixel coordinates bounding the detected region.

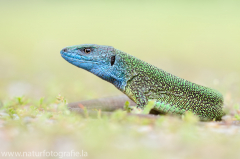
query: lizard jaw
[{"left": 60, "top": 51, "right": 99, "bottom": 71}]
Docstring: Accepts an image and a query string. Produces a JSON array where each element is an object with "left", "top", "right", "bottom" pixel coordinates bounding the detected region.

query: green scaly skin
[{"left": 60, "top": 44, "right": 224, "bottom": 121}]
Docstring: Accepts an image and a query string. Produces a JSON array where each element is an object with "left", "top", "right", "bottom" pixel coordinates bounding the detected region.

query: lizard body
[{"left": 60, "top": 44, "right": 224, "bottom": 120}]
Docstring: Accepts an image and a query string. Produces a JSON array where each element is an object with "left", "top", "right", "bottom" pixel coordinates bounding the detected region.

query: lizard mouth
[{"left": 60, "top": 51, "right": 99, "bottom": 64}]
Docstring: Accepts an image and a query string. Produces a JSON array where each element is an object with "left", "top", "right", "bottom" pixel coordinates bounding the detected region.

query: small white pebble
[{"left": 13, "top": 114, "right": 20, "bottom": 120}]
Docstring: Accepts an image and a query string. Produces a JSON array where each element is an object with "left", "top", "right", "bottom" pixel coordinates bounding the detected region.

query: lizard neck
[{"left": 89, "top": 50, "right": 139, "bottom": 93}]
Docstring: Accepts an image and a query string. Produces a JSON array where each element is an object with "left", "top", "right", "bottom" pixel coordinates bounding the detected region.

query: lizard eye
[{"left": 84, "top": 48, "right": 91, "bottom": 54}]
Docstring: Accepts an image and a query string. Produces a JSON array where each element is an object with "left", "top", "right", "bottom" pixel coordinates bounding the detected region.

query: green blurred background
[{"left": 0, "top": 0, "right": 239, "bottom": 104}]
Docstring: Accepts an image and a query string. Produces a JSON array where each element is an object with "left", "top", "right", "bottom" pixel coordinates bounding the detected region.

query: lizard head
[
  {"left": 61, "top": 44, "right": 115, "bottom": 71},
  {"left": 60, "top": 44, "right": 131, "bottom": 90}
]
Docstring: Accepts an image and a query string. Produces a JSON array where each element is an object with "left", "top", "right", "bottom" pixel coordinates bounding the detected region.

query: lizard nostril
[{"left": 62, "top": 48, "right": 68, "bottom": 52}]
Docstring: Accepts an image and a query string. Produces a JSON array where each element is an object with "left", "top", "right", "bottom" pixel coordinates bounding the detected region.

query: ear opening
[{"left": 111, "top": 55, "right": 115, "bottom": 66}]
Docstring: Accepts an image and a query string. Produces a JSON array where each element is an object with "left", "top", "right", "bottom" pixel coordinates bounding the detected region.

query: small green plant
[
  {"left": 233, "top": 104, "right": 240, "bottom": 120},
  {"left": 123, "top": 100, "right": 131, "bottom": 113},
  {"left": 142, "top": 100, "right": 155, "bottom": 114}
]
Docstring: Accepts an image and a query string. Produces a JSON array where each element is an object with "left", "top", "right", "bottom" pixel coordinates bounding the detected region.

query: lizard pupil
[
  {"left": 111, "top": 55, "right": 115, "bottom": 66},
  {"left": 84, "top": 48, "right": 91, "bottom": 54}
]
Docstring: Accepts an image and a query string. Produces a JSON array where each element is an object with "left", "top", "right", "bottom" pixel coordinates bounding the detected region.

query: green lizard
[{"left": 60, "top": 44, "right": 224, "bottom": 121}]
